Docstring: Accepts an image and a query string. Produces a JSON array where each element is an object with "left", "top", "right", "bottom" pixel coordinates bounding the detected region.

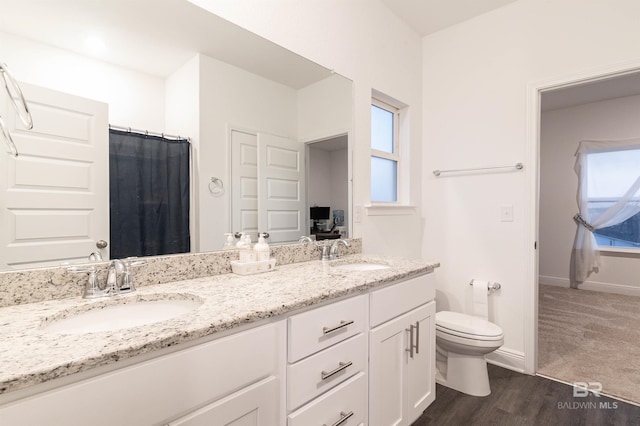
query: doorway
[
  {"left": 306, "top": 134, "right": 349, "bottom": 239},
  {"left": 533, "top": 68, "right": 640, "bottom": 404}
]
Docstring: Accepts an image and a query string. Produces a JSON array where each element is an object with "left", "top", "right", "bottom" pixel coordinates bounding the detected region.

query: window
[
  {"left": 371, "top": 98, "right": 399, "bottom": 202},
  {"left": 587, "top": 148, "right": 640, "bottom": 248}
]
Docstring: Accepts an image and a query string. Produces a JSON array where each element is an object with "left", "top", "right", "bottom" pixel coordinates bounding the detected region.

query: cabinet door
[
  {"left": 168, "top": 376, "right": 279, "bottom": 426},
  {"left": 406, "top": 302, "right": 435, "bottom": 424},
  {"left": 369, "top": 309, "right": 411, "bottom": 426},
  {"left": 369, "top": 302, "right": 435, "bottom": 426}
]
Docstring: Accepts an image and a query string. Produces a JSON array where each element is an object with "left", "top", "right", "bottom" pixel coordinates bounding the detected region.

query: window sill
[
  {"left": 364, "top": 204, "right": 417, "bottom": 216},
  {"left": 598, "top": 246, "right": 640, "bottom": 257}
]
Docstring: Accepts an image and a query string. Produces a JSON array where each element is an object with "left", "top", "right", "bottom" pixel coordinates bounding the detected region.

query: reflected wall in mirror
[{"left": 0, "top": 0, "right": 352, "bottom": 271}]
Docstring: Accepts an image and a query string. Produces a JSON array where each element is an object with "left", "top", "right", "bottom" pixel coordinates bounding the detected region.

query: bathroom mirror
[{"left": 0, "top": 0, "right": 352, "bottom": 270}]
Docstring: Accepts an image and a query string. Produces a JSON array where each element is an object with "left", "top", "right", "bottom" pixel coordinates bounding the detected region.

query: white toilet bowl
[{"left": 435, "top": 311, "right": 504, "bottom": 397}]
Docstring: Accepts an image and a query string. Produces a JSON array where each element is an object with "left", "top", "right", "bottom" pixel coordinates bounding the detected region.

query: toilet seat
[{"left": 436, "top": 311, "right": 503, "bottom": 341}]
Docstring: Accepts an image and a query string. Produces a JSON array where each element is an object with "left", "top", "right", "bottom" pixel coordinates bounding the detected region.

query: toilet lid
[{"left": 436, "top": 311, "right": 503, "bottom": 338}]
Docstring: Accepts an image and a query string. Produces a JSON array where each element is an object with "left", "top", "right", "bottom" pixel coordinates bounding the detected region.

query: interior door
[
  {"left": 0, "top": 83, "right": 109, "bottom": 268},
  {"left": 231, "top": 130, "right": 259, "bottom": 238},
  {"left": 257, "top": 132, "right": 305, "bottom": 243}
]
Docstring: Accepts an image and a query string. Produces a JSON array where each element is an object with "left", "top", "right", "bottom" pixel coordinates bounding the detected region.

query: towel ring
[
  {"left": 0, "top": 63, "right": 33, "bottom": 130},
  {"left": 209, "top": 177, "right": 224, "bottom": 196}
]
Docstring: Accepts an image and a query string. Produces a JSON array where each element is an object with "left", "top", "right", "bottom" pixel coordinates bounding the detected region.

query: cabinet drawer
[
  {"left": 370, "top": 273, "right": 434, "bottom": 327},
  {"left": 288, "top": 333, "right": 366, "bottom": 411},
  {"left": 288, "top": 372, "right": 367, "bottom": 426},
  {"left": 288, "top": 295, "right": 366, "bottom": 362}
]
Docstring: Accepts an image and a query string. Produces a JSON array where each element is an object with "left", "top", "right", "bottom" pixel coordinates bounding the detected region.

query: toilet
[{"left": 435, "top": 311, "right": 504, "bottom": 397}]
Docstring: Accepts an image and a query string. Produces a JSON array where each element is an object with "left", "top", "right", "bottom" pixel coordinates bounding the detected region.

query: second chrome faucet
[{"left": 318, "top": 239, "right": 350, "bottom": 261}]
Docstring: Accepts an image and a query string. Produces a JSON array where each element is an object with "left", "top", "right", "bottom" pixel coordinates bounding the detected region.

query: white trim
[
  {"left": 598, "top": 246, "right": 640, "bottom": 256},
  {"left": 527, "top": 59, "right": 640, "bottom": 377},
  {"left": 486, "top": 347, "right": 526, "bottom": 373},
  {"left": 364, "top": 204, "right": 416, "bottom": 216},
  {"left": 539, "top": 275, "right": 640, "bottom": 297}
]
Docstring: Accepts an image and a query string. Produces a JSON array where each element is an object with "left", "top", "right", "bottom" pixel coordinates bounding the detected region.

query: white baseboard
[
  {"left": 539, "top": 275, "right": 640, "bottom": 297},
  {"left": 486, "top": 347, "right": 525, "bottom": 373}
]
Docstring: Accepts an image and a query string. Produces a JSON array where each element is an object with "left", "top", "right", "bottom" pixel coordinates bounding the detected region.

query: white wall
[
  {"left": 422, "top": 0, "right": 640, "bottom": 372},
  {"left": 197, "top": 54, "right": 298, "bottom": 252},
  {"left": 297, "top": 74, "right": 352, "bottom": 143},
  {"left": 540, "top": 94, "right": 640, "bottom": 295},
  {"left": 188, "top": 0, "right": 424, "bottom": 257},
  {"left": 0, "top": 31, "right": 165, "bottom": 130}
]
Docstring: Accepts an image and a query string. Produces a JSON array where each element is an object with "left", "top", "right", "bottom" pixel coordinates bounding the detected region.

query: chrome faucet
[
  {"left": 298, "top": 235, "right": 313, "bottom": 243},
  {"left": 106, "top": 259, "right": 132, "bottom": 294},
  {"left": 67, "top": 257, "right": 146, "bottom": 299},
  {"left": 88, "top": 251, "right": 103, "bottom": 262},
  {"left": 330, "top": 239, "right": 350, "bottom": 260}
]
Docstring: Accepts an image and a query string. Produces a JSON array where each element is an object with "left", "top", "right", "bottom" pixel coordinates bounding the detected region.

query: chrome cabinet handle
[
  {"left": 415, "top": 320, "right": 420, "bottom": 354},
  {"left": 321, "top": 361, "right": 353, "bottom": 381},
  {"left": 323, "top": 411, "right": 354, "bottom": 426},
  {"left": 96, "top": 240, "right": 108, "bottom": 249},
  {"left": 406, "top": 323, "right": 418, "bottom": 358},
  {"left": 323, "top": 319, "right": 354, "bottom": 335}
]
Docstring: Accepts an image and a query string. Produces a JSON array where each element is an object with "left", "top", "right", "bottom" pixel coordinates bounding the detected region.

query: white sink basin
[
  {"left": 43, "top": 297, "right": 202, "bottom": 334},
  {"left": 332, "top": 263, "right": 390, "bottom": 272}
]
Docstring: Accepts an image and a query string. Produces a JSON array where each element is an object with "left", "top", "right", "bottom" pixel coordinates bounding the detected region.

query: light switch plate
[{"left": 354, "top": 205, "right": 363, "bottom": 223}]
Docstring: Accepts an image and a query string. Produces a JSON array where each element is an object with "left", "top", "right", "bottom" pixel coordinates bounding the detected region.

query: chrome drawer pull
[
  {"left": 321, "top": 361, "right": 353, "bottom": 380},
  {"left": 323, "top": 410, "right": 354, "bottom": 426},
  {"left": 323, "top": 319, "right": 354, "bottom": 335},
  {"left": 415, "top": 320, "right": 420, "bottom": 354}
]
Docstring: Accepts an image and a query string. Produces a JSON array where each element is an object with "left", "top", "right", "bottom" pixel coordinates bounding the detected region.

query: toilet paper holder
[{"left": 469, "top": 279, "right": 501, "bottom": 293}]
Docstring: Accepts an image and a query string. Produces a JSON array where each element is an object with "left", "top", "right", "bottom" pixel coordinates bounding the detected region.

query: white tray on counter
[{"left": 230, "top": 258, "right": 277, "bottom": 275}]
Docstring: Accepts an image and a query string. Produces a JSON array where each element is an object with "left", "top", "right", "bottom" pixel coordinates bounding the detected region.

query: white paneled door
[
  {"left": 231, "top": 129, "right": 259, "bottom": 238},
  {"left": 0, "top": 83, "right": 109, "bottom": 269},
  {"left": 231, "top": 130, "right": 305, "bottom": 244},
  {"left": 257, "top": 132, "right": 305, "bottom": 244}
]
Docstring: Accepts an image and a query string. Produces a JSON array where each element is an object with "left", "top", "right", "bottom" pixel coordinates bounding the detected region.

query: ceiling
[
  {"left": 381, "top": 0, "right": 518, "bottom": 36},
  {"left": 0, "top": 0, "right": 331, "bottom": 88},
  {"left": 541, "top": 72, "right": 640, "bottom": 112}
]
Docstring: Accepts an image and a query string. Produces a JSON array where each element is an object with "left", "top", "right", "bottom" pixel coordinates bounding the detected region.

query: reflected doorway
[{"left": 306, "top": 134, "right": 349, "bottom": 240}]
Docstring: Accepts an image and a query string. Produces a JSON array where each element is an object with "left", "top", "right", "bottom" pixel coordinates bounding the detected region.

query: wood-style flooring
[{"left": 412, "top": 364, "right": 640, "bottom": 426}]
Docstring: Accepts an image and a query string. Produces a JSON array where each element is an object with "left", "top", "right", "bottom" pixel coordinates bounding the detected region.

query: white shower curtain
[{"left": 571, "top": 138, "right": 640, "bottom": 286}]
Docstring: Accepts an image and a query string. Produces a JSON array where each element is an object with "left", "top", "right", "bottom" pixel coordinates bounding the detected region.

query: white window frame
[{"left": 370, "top": 97, "right": 401, "bottom": 204}]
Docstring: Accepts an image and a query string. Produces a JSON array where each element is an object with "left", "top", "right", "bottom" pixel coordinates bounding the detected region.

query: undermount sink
[
  {"left": 332, "top": 263, "right": 390, "bottom": 272},
  {"left": 43, "top": 295, "right": 202, "bottom": 335}
]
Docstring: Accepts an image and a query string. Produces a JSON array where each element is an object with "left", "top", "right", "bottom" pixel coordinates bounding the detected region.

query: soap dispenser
[
  {"left": 254, "top": 233, "right": 270, "bottom": 261},
  {"left": 238, "top": 234, "right": 256, "bottom": 262},
  {"left": 222, "top": 233, "right": 235, "bottom": 250}
]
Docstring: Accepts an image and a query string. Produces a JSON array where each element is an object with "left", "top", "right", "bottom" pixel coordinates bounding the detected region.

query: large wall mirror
[{"left": 0, "top": 0, "right": 352, "bottom": 271}]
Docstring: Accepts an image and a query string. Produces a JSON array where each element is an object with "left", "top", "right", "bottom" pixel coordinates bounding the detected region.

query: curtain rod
[{"left": 109, "top": 124, "right": 191, "bottom": 142}]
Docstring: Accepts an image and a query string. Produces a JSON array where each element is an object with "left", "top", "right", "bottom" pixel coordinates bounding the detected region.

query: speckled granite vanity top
[{"left": 0, "top": 254, "right": 438, "bottom": 395}]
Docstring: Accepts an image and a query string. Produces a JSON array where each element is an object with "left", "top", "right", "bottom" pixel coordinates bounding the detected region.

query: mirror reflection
[{"left": 0, "top": 0, "right": 352, "bottom": 270}]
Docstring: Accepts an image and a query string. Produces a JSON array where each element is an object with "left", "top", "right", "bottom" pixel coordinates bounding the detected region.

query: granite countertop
[{"left": 0, "top": 254, "right": 438, "bottom": 395}]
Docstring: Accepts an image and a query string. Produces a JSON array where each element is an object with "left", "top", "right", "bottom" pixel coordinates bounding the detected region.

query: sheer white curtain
[{"left": 571, "top": 138, "right": 640, "bottom": 286}]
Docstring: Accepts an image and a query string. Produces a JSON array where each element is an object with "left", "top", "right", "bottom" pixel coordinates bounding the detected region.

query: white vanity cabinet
[
  {"left": 0, "top": 321, "right": 286, "bottom": 426},
  {"left": 369, "top": 274, "right": 436, "bottom": 426},
  {"left": 1, "top": 268, "right": 438, "bottom": 426},
  {"left": 287, "top": 295, "right": 368, "bottom": 425}
]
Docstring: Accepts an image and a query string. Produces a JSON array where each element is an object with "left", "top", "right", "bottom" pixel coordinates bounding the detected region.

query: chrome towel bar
[{"left": 433, "top": 162, "right": 523, "bottom": 177}]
